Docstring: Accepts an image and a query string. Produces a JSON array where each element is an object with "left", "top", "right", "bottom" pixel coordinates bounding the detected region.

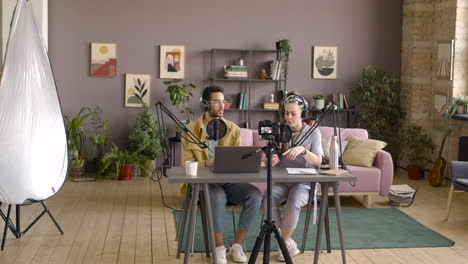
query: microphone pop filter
[{"left": 206, "top": 119, "right": 227, "bottom": 140}]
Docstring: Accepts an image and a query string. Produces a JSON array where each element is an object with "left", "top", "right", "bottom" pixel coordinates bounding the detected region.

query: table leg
[
  {"left": 314, "top": 183, "right": 329, "bottom": 264},
  {"left": 332, "top": 183, "right": 347, "bottom": 264},
  {"left": 301, "top": 182, "right": 316, "bottom": 253},
  {"left": 176, "top": 184, "right": 192, "bottom": 259},
  {"left": 325, "top": 203, "right": 331, "bottom": 253},
  {"left": 203, "top": 184, "right": 217, "bottom": 264},
  {"left": 184, "top": 184, "right": 200, "bottom": 264}
]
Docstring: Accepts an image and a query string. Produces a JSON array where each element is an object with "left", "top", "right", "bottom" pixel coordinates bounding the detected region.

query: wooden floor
[{"left": 0, "top": 169, "right": 467, "bottom": 264}]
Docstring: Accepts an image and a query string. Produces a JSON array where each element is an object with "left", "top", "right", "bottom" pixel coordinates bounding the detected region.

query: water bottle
[{"left": 329, "top": 136, "right": 339, "bottom": 170}]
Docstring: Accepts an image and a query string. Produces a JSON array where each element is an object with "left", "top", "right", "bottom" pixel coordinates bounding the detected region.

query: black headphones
[
  {"left": 200, "top": 97, "right": 210, "bottom": 112},
  {"left": 281, "top": 94, "right": 309, "bottom": 118}
]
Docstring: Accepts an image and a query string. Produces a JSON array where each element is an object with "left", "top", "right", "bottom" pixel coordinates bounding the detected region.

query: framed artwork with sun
[
  {"left": 91, "top": 43, "right": 117, "bottom": 77},
  {"left": 160, "top": 45, "right": 185, "bottom": 79},
  {"left": 125, "top": 74, "right": 151, "bottom": 107}
]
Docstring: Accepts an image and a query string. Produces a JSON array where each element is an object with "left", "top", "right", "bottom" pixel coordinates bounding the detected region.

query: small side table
[{"left": 168, "top": 136, "right": 181, "bottom": 166}]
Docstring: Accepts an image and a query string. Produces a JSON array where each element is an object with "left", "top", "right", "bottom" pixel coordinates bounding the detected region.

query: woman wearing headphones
[{"left": 264, "top": 91, "right": 324, "bottom": 261}]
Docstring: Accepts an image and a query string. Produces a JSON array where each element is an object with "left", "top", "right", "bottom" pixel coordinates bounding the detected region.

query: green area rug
[{"left": 174, "top": 208, "right": 454, "bottom": 252}]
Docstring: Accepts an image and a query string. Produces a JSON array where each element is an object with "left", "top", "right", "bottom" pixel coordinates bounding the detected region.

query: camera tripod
[{"left": 248, "top": 142, "right": 293, "bottom": 264}]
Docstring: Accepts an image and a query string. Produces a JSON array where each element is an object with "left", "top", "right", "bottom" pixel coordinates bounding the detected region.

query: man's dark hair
[{"left": 202, "top": 86, "right": 224, "bottom": 101}]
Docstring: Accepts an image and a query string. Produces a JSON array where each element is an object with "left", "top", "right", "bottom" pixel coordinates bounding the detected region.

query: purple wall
[{"left": 49, "top": 0, "right": 402, "bottom": 145}]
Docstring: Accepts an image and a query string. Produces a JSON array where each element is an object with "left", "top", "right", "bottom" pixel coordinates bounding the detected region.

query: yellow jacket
[{"left": 179, "top": 114, "right": 240, "bottom": 194}]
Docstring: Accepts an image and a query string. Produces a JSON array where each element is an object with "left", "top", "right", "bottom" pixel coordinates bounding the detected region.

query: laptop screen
[{"left": 213, "top": 146, "right": 262, "bottom": 173}]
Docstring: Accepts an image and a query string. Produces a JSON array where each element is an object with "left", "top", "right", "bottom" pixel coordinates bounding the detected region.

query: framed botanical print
[
  {"left": 160, "top": 45, "right": 185, "bottom": 79},
  {"left": 436, "top": 40, "right": 455, "bottom": 80},
  {"left": 313, "top": 46, "right": 337, "bottom": 79},
  {"left": 125, "top": 74, "right": 150, "bottom": 107},
  {"left": 91, "top": 43, "right": 117, "bottom": 77}
]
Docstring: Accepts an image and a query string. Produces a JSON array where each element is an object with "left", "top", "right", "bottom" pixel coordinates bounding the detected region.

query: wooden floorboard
[{"left": 0, "top": 169, "right": 467, "bottom": 263}]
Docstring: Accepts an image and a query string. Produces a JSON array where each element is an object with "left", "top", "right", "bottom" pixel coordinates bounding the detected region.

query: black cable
[{"left": 151, "top": 166, "right": 181, "bottom": 212}]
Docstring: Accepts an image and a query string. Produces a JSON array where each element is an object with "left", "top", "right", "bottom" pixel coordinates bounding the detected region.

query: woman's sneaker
[
  {"left": 229, "top": 243, "right": 247, "bottom": 262},
  {"left": 277, "top": 238, "right": 300, "bottom": 262}
]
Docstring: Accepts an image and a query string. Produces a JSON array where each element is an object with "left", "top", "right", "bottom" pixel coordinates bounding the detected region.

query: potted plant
[
  {"left": 350, "top": 65, "right": 403, "bottom": 161},
  {"left": 224, "top": 96, "right": 233, "bottom": 109},
  {"left": 85, "top": 106, "right": 109, "bottom": 172},
  {"left": 399, "top": 123, "right": 434, "bottom": 180},
  {"left": 127, "top": 107, "right": 163, "bottom": 177},
  {"left": 97, "top": 144, "right": 141, "bottom": 180},
  {"left": 454, "top": 96, "right": 467, "bottom": 114},
  {"left": 312, "top": 94, "right": 325, "bottom": 109},
  {"left": 164, "top": 79, "right": 197, "bottom": 123},
  {"left": 64, "top": 107, "right": 95, "bottom": 177},
  {"left": 276, "top": 39, "right": 292, "bottom": 82}
]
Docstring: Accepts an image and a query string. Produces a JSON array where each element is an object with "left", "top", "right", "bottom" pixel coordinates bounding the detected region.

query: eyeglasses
[{"left": 208, "top": 100, "right": 228, "bottom": 106}]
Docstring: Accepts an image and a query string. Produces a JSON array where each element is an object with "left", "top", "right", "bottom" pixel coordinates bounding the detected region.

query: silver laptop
[{"left": 212, "top": 146, "right": 262, "bottom": 173}]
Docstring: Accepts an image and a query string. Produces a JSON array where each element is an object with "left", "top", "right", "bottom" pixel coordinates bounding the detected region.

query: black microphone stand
[
  {"left": 154, "top": 102, "right": 208, "bottom": 173},
  {"left": 248, "top": 141, "right": 293, "bottom": 264}
]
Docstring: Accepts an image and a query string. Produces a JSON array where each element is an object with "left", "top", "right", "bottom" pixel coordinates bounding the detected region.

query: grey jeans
[
  {"left": 263, "top": 182, "right": 310, "bottom": 229},
  {"left": 209, "top": 183, "right": 263, "bottom": 233}
]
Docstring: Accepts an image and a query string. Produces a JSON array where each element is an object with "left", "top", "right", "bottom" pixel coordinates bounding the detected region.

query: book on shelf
[
  {"left": 263, "top": 102, "right": 279, "bottom": 110},
  {"left": 269, "top": 60, "right": 282, "bottom": 80},
  {"left": 332, "top": 93, "right": 348, "bottom": 109}
]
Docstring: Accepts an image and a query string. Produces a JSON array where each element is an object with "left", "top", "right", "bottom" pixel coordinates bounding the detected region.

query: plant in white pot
[
  {"left": 454, "top": 96, "right": 467, "bottom": 114},
  {"left": 312, "top": 94, "right": 325, "bottom": 109}
]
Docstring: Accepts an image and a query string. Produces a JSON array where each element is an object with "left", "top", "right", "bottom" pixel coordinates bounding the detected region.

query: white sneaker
[
  {"left": 277, "top": 238, "right": 300, "bottom": 262},
  {"left": 215, "top": 245, "right": 227, "bottom": 264},
  {"left": 229, "top": 243, "right": 247, "bottom": 262}
]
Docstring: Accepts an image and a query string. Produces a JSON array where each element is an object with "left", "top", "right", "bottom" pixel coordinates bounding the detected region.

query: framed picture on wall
[
  {"left": 312, "top": 46, "right": 338, "bottom": 79},
  {"left": 90, "top": 43, "right": 117, "bottom": 77},
  {"left": 432, "top": 92, "right": 450, "bottom": 130},
  {"left": 125, "top": 74, "right": 151, "bottom": 107},
  {"left": 160, "top": 45, "right": 185, "bottom": 79},
  {"left": 436, "top": 40, "right": 455, "bottom": 80}
]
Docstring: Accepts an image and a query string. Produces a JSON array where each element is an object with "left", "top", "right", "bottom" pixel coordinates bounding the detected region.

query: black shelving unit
[{"left": 210, "top": 49, "right": 285, "bottom": 128}]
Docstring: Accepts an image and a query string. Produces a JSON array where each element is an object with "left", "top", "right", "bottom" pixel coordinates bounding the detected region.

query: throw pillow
[
  {"left": 342, "top": 136, "right": 387, "bottom": 167},
  {"left": 321, "top": 137, "right": 348, "bottom": 161}
]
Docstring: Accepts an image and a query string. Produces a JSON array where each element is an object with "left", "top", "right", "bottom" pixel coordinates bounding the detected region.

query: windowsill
[{"left": 452, "top": 114, "right": 468, "bottom": 121}]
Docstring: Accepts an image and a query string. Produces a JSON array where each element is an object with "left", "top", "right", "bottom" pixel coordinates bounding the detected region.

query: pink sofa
[{"left": 239, "top": 126, "right": 394, "bottom": 208}]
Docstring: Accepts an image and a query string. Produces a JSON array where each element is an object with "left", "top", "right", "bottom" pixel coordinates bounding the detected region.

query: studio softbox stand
[{"left": 0, "top": 0, "right": 66, "bottom": 250}]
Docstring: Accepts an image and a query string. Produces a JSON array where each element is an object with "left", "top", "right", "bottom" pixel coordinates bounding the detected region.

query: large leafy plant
[
  {"left": 65, "top": 107, "right": 95, "bottom": 160},
  {"left": 127, "top": 107, "right": 162, "bottom": 160},
  {"left": 86, "top": 106, "right": 109, "bottom": 159},
  {"left": 350, "top": 65, "right": 403, "bottom": 159},
  {"left": 164, "top": 79, "right": 197, "bottom": 122},
  {"left": 399, "top": 123, "right": 433, "bottom": 167}
]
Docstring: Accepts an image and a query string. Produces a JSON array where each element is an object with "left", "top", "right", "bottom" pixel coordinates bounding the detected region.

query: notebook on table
[{"left": 212, "top": 146, "right": 262, "bottom": 173}]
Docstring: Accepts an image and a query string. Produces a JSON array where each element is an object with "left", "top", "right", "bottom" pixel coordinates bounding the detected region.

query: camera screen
[{"left": 260, "top": 127, "right": 272, "bottom": 134}]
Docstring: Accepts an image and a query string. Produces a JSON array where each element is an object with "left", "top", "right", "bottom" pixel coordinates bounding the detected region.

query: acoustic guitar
[{"left": 428, "top": 129, "right": 451, "bottom": 187}]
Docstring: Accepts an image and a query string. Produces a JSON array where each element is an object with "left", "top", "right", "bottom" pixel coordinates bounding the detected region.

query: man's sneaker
[
  {"left": 215, "top": 245, "right": 227, "bottom": 264},
  {"left": 277, "top": 238, "right": 300, "bottom": 262},
  {"left": 229, "top": 243, "right": 247, "bottom": 262}
]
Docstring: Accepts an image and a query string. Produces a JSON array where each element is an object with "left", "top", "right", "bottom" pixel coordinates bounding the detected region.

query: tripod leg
[
  {"left": 263, "top": 227, "right": 271, "bottom": 264},
  {"left": 40, "top": 201, "right": 64, "bottom": 235},
  {"left": 314, "top": 183, "right": 329, "bottom": 264},
  {"left": 248, "top": 223, "right": 267, "bottom": 264},
  {"left": 1, "top": 205, "right": 12, "bottom": 250},
  {"left": 273, "top": 227, "right": 293, "bottom": 264}
]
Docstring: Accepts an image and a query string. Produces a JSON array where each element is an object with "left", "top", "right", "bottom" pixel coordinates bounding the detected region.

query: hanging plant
[{"left": 276, "top": 39, "right": 292, "bottom": 81}]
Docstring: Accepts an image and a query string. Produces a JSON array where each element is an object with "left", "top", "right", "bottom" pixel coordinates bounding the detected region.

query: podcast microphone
[
  {"left": 241, "top": 148, "right": 262, "bottom": 160},
  {"left": 206, "top": 119, "right": 227, "bottom": 141}
]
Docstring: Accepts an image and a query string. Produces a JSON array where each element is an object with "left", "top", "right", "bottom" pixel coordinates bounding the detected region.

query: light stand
[{"left": 248, "top": 141, "right": 292, "bottom": 264}]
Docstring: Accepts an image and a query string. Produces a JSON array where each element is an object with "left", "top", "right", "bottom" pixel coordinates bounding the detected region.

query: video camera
[{"left": 258, "top": 120, "right": 291, "bottom": 143}]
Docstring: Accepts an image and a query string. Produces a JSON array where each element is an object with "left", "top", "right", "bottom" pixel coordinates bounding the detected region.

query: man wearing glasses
[{"left": 181, "top": 86, "right": 262, "bottom": 264}]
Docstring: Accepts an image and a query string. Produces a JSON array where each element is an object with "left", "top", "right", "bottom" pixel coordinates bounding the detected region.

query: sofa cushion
[
  {"left": 240, "top": 128, "right": 253, "bottom": 146},
  {"left": 319, "top": 127, "right": 369, "bottom": 140},
  {"left": 342, "top": 136, "right": 387, "bottom": 167}
]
